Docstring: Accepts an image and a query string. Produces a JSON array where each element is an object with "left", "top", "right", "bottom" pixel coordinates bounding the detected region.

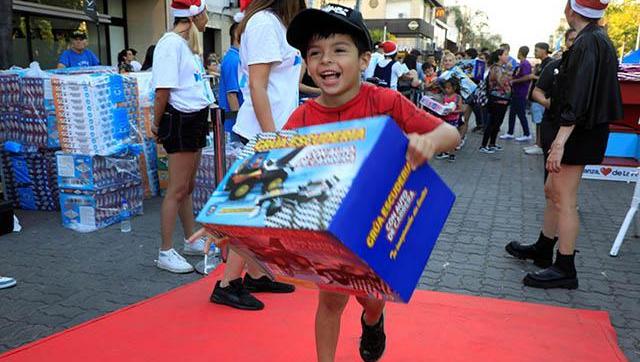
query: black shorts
[
  {"left": 158, "top": 104, "right": 209, "bottom": 154},
  {"left": 541, "top": 121, "right": 610, "bottom": 166}
]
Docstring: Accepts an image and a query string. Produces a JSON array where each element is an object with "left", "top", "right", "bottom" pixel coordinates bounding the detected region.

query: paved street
[{"left": 1, "top": 129, "right": 639, "bottom": 360}]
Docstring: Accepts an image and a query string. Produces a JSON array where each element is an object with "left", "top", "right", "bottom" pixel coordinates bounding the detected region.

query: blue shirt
[
  {"left": 218, "top": 46, "right": 243, "bottom": 113},
  {"left": 58, "top": 49, "right": 100, "bottom": 68},
  {"left": 508, "top": 56, "right": 519, "bottom": 72}
]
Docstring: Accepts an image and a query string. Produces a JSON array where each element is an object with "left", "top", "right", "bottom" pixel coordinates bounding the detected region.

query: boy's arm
[{"left": 407, "top": 123, "right": 460, "bottom": 169}]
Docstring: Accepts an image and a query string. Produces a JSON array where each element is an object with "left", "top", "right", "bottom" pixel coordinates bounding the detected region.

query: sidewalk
[{"left": 1, "top": 130, "right": 639, "bottom": 360}]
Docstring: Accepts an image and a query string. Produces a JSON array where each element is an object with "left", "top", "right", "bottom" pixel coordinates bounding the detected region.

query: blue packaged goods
[
  {"left": 1, "top": 146, "right": 59, "bottom": 211},
  {"left": 0, "top": 69, "right": 24, "bottom": 144},
  {"left": 196, "top": 117, "right": 456, "bottom": 303},
  {"left": 19, "top": 72, "right": 59, "bottom": 148},
  {"left": 193, "top": 146, "right": 216, "bottom": 215},
  {"left": 52, "top": 73, "right": 139, "bottom": 155},
  {"left": 458, "top": 59, "right": 486, "bottom": 82},
  {"left": 60, "top": 181, "right": 143, "bottom": 232},
  {"left": 138, "top": 139, "right": 159, "bottom": 198},
  {"left": 128, "top": 72, "right": 155, "bottom": 140},
  {"left": 438, "top": 66, "right": 478, "bottom": 100},
  {"left": 56, "top": 153, "right": 142, "bottom": 191}
]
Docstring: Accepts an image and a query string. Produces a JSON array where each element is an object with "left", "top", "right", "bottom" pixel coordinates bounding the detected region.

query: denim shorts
[
  {"left": 157, "top": 104, "right": 209, "bottom": 154},
  {"left": 530, "top": 102, "right": 545, "bottom": 125}
]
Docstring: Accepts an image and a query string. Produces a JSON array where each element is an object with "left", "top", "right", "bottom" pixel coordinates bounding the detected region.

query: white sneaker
[
  {"left": 499, "top": 134, "right": 514, "bottom": 140},
  {"left": 183, "top": 237, "right": 206, "bottom": 256},
  {"left": 156, "top": 249, "right": 194, "bottom": 273},
  {"left": 479, "top": 147, "right": 495, "bottom": 154},
  {"left": 525, "top": 145, "right": 544, "bottom": 155},
  {"left": 523, "top": 145, "right": 536, "bottom": 151},
  {"left": 0, "top": 276, "right": 17, "bottom": 289},
  {"left": 455, "top": 137, "right": 466, "bottom": 150},
  {"left": 515, "top": 135, "right": 532, "bottom": 142}
]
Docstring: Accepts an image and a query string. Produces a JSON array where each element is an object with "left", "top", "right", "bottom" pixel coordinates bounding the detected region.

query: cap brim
[{"left": 287, "top": 8, "right": 371, "bottom": 55}]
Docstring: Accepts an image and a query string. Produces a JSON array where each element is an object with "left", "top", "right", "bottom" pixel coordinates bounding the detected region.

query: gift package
[
  {"left": 1, "top": 144, "right": 59, "bottom": 211},
  {"left": 420, "top": 95, "right": 456, "bottom": 116},
  {"left": 52, "top": 73, "right": 138, "bottom": 156},
  {"left": 56, "top": 152, "right": 143, "bottom": 232},
  {"left": 60, "top": 181, "right": 143, "bottom": 232},
  {"left": 197, "top": 117, "right": 455, "bottom": 302}
]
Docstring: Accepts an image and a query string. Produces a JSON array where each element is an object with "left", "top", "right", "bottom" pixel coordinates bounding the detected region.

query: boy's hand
[{"left": 406, "top": 133, "right": 436, "bottom": 170}]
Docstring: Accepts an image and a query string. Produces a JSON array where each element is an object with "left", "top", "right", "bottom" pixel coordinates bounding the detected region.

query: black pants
[{"left": 481, "top": 98, "right": 510, "bottom": 147}]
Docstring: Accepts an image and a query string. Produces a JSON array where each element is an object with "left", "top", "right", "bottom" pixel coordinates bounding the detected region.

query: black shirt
[
  {"left": 553, "top": 22, "right": 623, "bottom": 128},
  {"left": 534, "top": 58, "right": 560, "bottom": 124},
  {"left": 529, "top": 56, "right": 553, "bottom": 100}
]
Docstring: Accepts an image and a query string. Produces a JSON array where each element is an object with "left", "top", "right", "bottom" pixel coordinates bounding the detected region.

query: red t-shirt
[{"left": 283, "top": 83, "right": 443, "bottom": 134}]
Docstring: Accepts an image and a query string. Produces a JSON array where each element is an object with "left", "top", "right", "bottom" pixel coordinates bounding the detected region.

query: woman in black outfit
[
  {"left": 479, "top": 48, "right": 511, "bottom": 153},
  {"left": 505, "top": 0, "right": 623, "bottom": 289}
]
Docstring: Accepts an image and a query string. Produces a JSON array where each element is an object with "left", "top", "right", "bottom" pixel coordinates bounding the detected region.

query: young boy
[{"left": 285, "top": 4, "right": 460, "bottom": 362}]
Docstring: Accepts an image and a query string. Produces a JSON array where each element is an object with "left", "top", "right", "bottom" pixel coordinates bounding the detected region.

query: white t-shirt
[
  {"left": 131, "top": 60, "right": 142, "bottom": 72},
  {"left": 375, "top": 59, "right": 409, "bottom": 90},
  {"left": 233, "top": 10, "right": 302, "bottom": 140},
  {"left": 363, "top": 52, "right": 384, "bottom": 80},
  {"left": 152, "top": 32, "right": 214, "bottom": 113}
]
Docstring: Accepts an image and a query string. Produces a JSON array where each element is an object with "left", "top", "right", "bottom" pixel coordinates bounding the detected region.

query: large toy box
[
  {"left": 56, "top": 153, "right": 141, "bottom": 191},
  {"left": 197, "top": 117, "right": 455, "bottom": 302},
  {"left": 60, "top": 181, "right": 143, "bottom": 232}
]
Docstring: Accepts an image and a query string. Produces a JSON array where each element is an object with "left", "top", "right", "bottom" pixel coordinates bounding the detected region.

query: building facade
[
  {"left": 7, "top": 0, "right": 237, "bottom": 70},
  {"left": 312, "top": 0, "right": 445, "bottom": 51}
]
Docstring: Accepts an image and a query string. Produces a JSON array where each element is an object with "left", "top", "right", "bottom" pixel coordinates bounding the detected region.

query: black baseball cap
[
  {"left": 71, "top": 30, "right": 87, "bottom": 39},
  {"left": 287, "top": 4, "right": 372, "bottom": 56}
]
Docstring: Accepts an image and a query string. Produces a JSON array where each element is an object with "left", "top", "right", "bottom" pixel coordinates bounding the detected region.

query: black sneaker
[
  {"left": 359, "top": 312, "right": 386, "bottom": 362},
  {"left": 447, "top": 154, "right": 456, "bottom": 162},
  {"left": 243, "top": 274, "right": 295, "bottom": 293},
  {"left": 210, "top": 278, "right": 264, "bottom": 310}
]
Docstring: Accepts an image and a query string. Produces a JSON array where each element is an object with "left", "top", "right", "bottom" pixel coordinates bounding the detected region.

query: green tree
[
  {"left": 447, "top": 5, "right": 501, "bottom": 51},
  {"left": 369, "top": 28, "right": 397, "bottom": 43},
  {"left": 605, "top": 0, "right": 640, "bottom": 56}
]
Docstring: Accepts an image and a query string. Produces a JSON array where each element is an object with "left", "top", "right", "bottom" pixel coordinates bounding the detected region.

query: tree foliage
[
  {"left": 605, "top": 0, "right": 640, "bottom": 56},
  {"left": 369, "top": 28, "right": 397, "bottom": 43},
  {"left": 447, "top": 5, "right": 502, "bottom": 51}
]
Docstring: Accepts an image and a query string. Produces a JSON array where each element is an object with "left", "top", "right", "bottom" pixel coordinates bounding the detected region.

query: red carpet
[{"left": 0, "top": 267, "right": 626, "bottom": 362}]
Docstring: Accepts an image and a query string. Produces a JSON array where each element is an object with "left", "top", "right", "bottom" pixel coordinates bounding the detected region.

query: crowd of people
[
  {"left": 146, "top": 0, "right": 624, "bottom": 361},
  {"left": 3, "top": 0, "right": 624, "bottom": 361}
]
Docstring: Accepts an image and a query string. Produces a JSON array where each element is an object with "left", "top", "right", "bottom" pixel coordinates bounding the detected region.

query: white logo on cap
[{"left": 323, "top": 5, "right": 349, "bottom": 17}]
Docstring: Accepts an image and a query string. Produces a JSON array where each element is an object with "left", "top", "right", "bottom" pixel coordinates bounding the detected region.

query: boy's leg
[
  {"left": 355, "top": 296, "right": 385, "bottom": 326},
  {"left": 317, "top": 291, "right": 350, "bottom": 362},
  {"left": 356, "top": 296, "right": 386, "bottom": 361}
]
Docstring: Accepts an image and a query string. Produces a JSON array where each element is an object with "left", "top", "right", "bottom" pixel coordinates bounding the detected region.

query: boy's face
[
  {"left": 306, "top": 34, "right": 370, "bottom": 102},
  {"left": 425, "top": 67, "right": 434, "bottom": 76}
]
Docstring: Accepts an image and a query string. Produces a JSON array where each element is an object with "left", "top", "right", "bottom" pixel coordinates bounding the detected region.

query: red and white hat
[
  {"left": 570, "top": 0, "right": 610, "bottom": 19},
  {"left": 380, "top": 41, "right": 398, "bottom": 56},
  {"left": 171, "top": 0, "right": 206, "bottom": 17}
]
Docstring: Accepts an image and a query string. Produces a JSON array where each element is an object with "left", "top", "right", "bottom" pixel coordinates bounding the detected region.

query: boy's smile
[{"left": 306, "top": 34, "right": 370, "bottom": 107}]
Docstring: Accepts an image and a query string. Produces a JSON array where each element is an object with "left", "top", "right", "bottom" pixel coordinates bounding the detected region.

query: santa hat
[
  {"left": 171, "top": 0, "right": 206, "bottom": 18},
  {"left": 570, "top": 0, "right": 610, "bottom": 19},
  {"left": 240, "top": 0, "right": 252, "bottom": 11},
  {"left": 381, "top": 41, "right": 397, "bottom": 57}
]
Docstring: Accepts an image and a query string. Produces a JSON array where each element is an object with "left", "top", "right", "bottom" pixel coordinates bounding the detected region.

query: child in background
[
  {"left": 440, "top": 51, "right": 470, "bottom": 148},
  {"left": 436, "top": 78, "right": 464, "bottom": 162},
  {"left": 422, "top": 62, "right": 440, "bottom": 98},
  {"left": 285, "top": 4, "right": 460, "bottom": 361}
]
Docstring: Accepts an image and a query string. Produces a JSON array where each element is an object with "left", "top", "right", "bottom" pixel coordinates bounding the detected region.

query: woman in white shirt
[
  {"left": 211, "top": 0, "right": 305, "bottom": 311},
  {"left": 151, "top": 0, "right": 214, "bottom": 274}
]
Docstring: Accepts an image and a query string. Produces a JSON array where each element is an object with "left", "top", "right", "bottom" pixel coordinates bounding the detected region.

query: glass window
[
  {"left": 107, "top": 0, "right": 123, "bottom": 18},
  {"left": 109, "top": 25, "right": 125, "bottom": 66},
  {"left": 30, "top": 16, "right": 107, "bottom": 69},
  {"left": 10, "top": 13, "right": 30, "bottom": 67},
  {"left": 22, "top": 0, "right": 105, "bottom": 13}
]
